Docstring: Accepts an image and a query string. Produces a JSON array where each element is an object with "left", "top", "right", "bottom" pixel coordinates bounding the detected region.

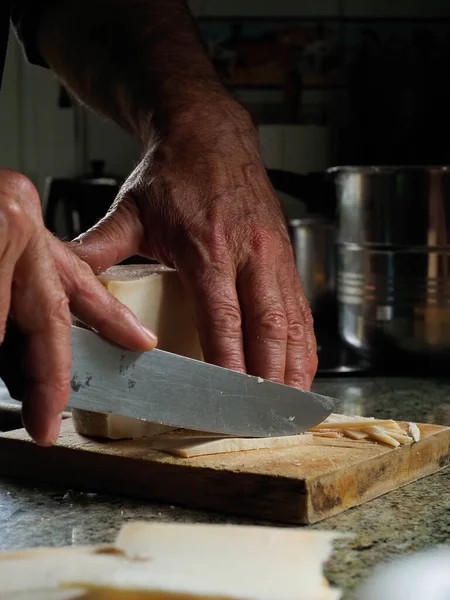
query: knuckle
[
  {"left": 0, "top": 170, "right": 35, "bottom": 193},
  {"left": 249, "top": 227, "right": 279, "bottom": 258},
  {"left": 256, "top": 307, "right": 288, "bottom": 340},
  {"left": 43, "top": 293, "right": 72, "bottom": 328},
  {"left": 286, "top": 302, "right": 314, "bottom": 343},
  {"left": 71, "top": 259, "right": 96, "bottom": 296},
  {"left": 0, "top": 171, "right": 39, "bottom": 208},
  {"left": 210, "top": 302, "right": 242, "bottom": 335},
  {"left": 0, "top": 196, "right": 30, "bottom": 238},
  {"left": 287, "top": 319, "right": 307, "bottom": 344},
  {"left": 289, "top": 377, "right": 309, "bottom": 390}
]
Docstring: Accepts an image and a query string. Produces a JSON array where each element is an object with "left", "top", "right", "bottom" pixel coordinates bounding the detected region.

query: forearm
[{"left": 37, "top": 0, "right": 243, "bottom": 142}]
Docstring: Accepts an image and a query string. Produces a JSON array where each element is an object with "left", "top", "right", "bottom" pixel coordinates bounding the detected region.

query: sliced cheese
[
  {"left": 341, "top": 430, "right": 369, "bottom": 441},
  {"left": 311, "top": 417, "right": 398, "bottom": 431},
  {"left": 408, "top": 422, "right": 421, "bottom": 442},
  {"left": 72, "top": 265, "right": 202, "bottom": 440},
  {"left": 310, "top": 431, "right": 343, "bottom": 439},
  {"left": 149, "top": 431, "right": 314, "bottom": 458},
  {"left": 0, "top": 521, "right": 343, "bottom": 599},
  {"left": 309, "top": 414, "right": 419, "bottom": 449}
]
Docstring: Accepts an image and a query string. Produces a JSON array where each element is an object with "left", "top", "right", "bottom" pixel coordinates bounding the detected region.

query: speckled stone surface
[{"left": 0, "top": 377, "right": 450, "bottom": 599}]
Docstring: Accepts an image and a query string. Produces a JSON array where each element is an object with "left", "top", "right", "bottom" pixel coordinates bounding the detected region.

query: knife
[{"left": 68, "top": 326, "right": 336, "bottom": 438}]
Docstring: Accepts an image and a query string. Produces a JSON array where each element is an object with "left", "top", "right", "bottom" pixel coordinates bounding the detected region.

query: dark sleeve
[{"left": 10, "top": 0, "right": 54, "bottom": 68}]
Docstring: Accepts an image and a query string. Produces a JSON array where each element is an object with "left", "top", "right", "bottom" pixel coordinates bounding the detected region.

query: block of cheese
[
  {"left": 0, "top": 521, "right": 343, "bottom": 599},
  {"left": 72, "top": 265, "right": 203, "bottom": 440},
  {"left": 99, "top": 265, "right": 203, "bottom": 360}
]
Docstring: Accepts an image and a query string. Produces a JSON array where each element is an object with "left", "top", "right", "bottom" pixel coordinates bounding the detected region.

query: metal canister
[
  {"left": 333, "top": 165, "right": 450, "bottom": 358},
  {"left": 289, "top": 217, "right": 336, "bottom": 318}
]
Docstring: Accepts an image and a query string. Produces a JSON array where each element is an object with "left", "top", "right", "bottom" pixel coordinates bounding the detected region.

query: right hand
[{"left": 0, "top": 170, "right": 157, "bottom": 446}]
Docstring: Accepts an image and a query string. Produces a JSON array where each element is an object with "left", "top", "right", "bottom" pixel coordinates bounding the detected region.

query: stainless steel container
[
  {"left": 333, "top": 165, "right": 450, "bottom": 357},
  {"left": 289, "top": 217, "right": 336, "bottom": 317}
]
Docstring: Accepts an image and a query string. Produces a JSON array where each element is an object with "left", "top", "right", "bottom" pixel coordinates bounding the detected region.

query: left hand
[
  {"left": 0, "top": 172, "right": 156, "bottom": 445},
  {"left": 69, "top": 101, "right": 318, "bottom": 389}
]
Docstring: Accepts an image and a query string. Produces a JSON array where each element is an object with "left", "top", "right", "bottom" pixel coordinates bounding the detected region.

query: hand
[
  {"left": 70, "top": 102, "right": 318, "bottom": 389},
  {"left": 0, "top": 170, "right": 157, "bottom": 446}
]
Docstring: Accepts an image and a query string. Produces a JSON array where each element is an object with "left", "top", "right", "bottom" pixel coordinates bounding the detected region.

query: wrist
[{"left": 148, "top": 91, "right": 257, "bottom": 150}]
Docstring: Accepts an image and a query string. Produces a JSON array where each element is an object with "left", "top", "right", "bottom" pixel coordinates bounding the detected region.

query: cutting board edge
[
  {"left": 1, "top": 421, "right": 449, "bottom": 525},
  {"left": 304, "top": 425, "right": 450, "bottom": 523},
  {"left": 0, "top": 433, "right": 312, "bottom": 524}
]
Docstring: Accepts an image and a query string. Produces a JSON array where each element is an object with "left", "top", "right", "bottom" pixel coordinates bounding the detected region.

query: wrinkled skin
[
  {"left": 71, "top": 110, "right": 318, "bottom": 390},
  {"left": 0, "top": 170, "right": 157, "bottom": 446},
  {"left": 0, "top": 110, "right": 317, "bottom": 447}
]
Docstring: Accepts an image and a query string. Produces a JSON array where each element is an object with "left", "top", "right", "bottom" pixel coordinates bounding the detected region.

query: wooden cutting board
[{"left": 0, "top": 418, "right": 449, "bottom": 524}]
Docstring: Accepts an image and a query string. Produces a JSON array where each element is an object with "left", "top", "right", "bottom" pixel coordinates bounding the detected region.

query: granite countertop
[{"left": 0, "top": 377, "right": 450, "bottom": 599}]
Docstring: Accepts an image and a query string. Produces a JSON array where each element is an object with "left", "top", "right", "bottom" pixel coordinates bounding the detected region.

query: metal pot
[
  {"left": 288, "top": 217, "right": 336, "bottom": 320},
  {"left": 268, "top": 165, "right": 450, "bottom": 360},
  {"left": 266, "top": 168, "right": 338, "bottom": 322},
  {"left": 333, "top": 165, "right": 450, "bottom": 359}
]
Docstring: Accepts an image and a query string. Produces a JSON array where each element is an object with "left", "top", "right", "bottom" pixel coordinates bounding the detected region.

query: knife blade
[{"left": 68, "top": 326, "right": 336, "bottom": 438}]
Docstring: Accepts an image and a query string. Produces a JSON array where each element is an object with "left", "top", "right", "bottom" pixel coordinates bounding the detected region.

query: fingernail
[
  {"left": 140, "top": 325, "right": 158, "bottom": 345},
  {"left": 48, "top": 413, "right": 63, "bottom": 445}
]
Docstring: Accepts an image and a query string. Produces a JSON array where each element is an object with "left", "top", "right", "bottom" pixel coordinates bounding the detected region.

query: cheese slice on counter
[
  {"left": 0, "top": 521, "right": 342, "bottom": 599},
  {"left": 72, "top": 265, "right": 203, "bottom": 440}
]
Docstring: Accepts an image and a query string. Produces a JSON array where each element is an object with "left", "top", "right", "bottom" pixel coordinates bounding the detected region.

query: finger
[
  {"left": 0, "top": 193, "right": 31, "bottom": 341},
  {"left": 49, "top": 234, "right": 157, "bottom": 351},
  {"left": 0, "top": 263, "right": 14, "bottom": 342},
  {"left": 0, "top": 173, "right": 70, "bottom": 445},
  {"left": 70, "top": 196, "right": 143, "bottom": 274},
  {"left": 280, "top": 263, "right": 318, "bottom": 390},
  {"left": 12, "top": 230, "right": 72, "bottom": 446},
  {"left": 237, "top": 258, "right": 287, "bottom": 383},
  {"left": 6, "top": 181, "right": 73, "bottom": 446},
  {"left": 177, "top": 257, "right": 246, "bottom": 372}
]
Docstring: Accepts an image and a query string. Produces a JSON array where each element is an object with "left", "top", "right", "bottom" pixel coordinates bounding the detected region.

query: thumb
[{"left": 70, "top": 196, "right": 144, "bottom": 273}]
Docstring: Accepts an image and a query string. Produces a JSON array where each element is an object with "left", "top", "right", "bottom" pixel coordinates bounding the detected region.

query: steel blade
[{"left": 68, "top": 326, "right": 336, "bottom": 437}]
